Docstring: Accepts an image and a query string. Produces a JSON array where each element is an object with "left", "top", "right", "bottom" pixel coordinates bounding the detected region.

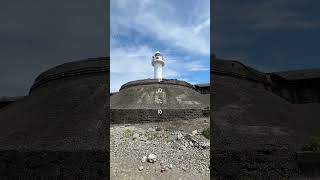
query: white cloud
[
  {"left": 110, "top": 45, "right": 181, "bottom": 92},
  {"left": 184, "top": 61, "right": 209, "bottom": 72},
  {"left": 110, "top": 0, "right": 210, "bottom": 92},
  {"left": 111, "top": 0, "right": 210, "bottom": 55},
  {"left": 110, "top": 44, "right": 209, "bottom": 92}
]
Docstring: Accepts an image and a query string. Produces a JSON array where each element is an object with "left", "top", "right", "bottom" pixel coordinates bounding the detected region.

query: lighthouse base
[{"left": 110, "top": 79, "right": 210, "bottom": 124}]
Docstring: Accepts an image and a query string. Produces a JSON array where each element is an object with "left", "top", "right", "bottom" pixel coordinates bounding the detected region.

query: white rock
[
  {"left": 148, "top": 128, "right": 155, "bottom": 132},
  {"left": 169, "top": 164, "right": 173, "bottom": 169},
  {"left": 141, "top": 156, "right": 147, "bottom": 163},
  {"left": 147, "top": 154, "right": 157, "bottom": 163},
  {"left": 132, "top": 133, "right": 139, "bottom": 140},
  {"left": 138, "top": 166, "right": 144, "bottom": 171},
  {"left": 191, "top": 130, "right": 198, "bottom": 136}
]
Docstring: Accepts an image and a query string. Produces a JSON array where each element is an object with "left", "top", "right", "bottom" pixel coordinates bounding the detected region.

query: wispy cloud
[
  {"left": 111, "top": 0, "right": 209, "bottom": 55},
  {"left": 111, "top": 0, "right": 210, "bottom": 91}
]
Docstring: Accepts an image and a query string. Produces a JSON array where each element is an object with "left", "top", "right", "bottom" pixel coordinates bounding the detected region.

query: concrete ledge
[
  {"left": 110, "top": 109, "right": 209, "bottom": 124},
  {"left": 296, "top": 151, "right": 320, "bottom": 177},
  {"left": 212, "top": 58, "right": 268, "bottom": 84},
  {"left": 30, "top": 57, "right": 108, "bottom": 93},
  {"left": 120, "top": 79, "right": 195, "bottom": 91}
]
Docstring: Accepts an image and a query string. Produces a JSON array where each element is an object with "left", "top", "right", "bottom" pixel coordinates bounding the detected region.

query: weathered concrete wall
[
  {"left": 214, "top": 58, "right": 320, "bottom": 104},
  {"left": 111, "top": 79, "right": 210, "bottom": 109},
  {"left": 110, "top": 79, "right": 210, "bottom": 124},
  {"left": 111, "top": 109, "right": 209, "bottom": 124},
  {"left": 120, "top": 79, "right": 195, "bottom": 91},
  {"left": 213, "top": 58, "right": 268, "bottom": 84},
  {"left": 0, "top": 58, "right": 109, "bottom": 178},
  {"left": 211, "top": 57, "right": 320, "bottom": 179}
]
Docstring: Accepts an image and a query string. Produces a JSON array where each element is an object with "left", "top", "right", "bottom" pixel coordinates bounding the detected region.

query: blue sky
[{"left": 110, "top": 0, "right": 210, "bottom": 92}]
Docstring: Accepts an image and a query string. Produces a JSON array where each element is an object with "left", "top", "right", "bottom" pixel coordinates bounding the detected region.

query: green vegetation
[
  {"left": 202, "top": 127, "right": 210, "bottom": 139},
  {"left": 302, "top": 136, "right": 320, "bottom": 152},
  {"left": 124, "top": 128, "right": 134, "bottom": 138}
]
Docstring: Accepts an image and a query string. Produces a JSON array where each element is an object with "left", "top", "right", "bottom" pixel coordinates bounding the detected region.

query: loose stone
[
  {"left": 148, "top": 128, "right": 155, "bottom": 132},
  {"left": 141, "top": 156, "right": 147, "bottom": 163},
  {"left": 192, "top": 129, "right": 197, "bottom": 136},
  {"left": 147, "top": 154, "right": 157, "bottom": 163},
  {"left": 138, "top": 166, "right": 144, "bottom": 171},
  {"left": 132, "top": 133, "right": 139, "bottom": 140}
]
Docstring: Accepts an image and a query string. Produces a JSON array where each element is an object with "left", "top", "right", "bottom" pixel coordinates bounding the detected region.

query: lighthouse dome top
[{"left": 154, "top": 51, "right": 162, "bottom": 56}]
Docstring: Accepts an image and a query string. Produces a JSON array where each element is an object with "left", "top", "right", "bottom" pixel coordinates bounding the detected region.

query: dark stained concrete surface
[
  {"left": 0, "top": 57, "right": 109, "bottom": 178},
  {"left": 110, "top": 79, "right": 210, "bottom": 124},
  {"left": 211, "top": 56, "right": 320, "bottom": 179},
  {"left": 111, "top": 79, "right": 209, "bottom": 110}
]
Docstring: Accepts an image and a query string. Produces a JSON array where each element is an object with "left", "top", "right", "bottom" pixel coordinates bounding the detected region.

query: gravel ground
[{"left": 110, "top": 118, "right": 210, "bottom": 180}]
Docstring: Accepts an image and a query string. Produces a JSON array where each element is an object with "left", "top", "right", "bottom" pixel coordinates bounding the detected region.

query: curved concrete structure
[
  {"left": 0, "top": 57, "right": 108, "bottom": 150},
  {"left": 0, "top": 57, "right": 109, "bottom": 177},
  {"left": 112, "top": 79, "right": 209, "bottom": 109},
  {"left": 110, "top": 79, "right": 209, "bottom": 123},
  {"left": 211, "top": 56, "right": 320, "bottom": 179},
  {"left": 30, "top": 57, "right": 108, "bottom": 93},
  {"left": 212, "top": 57, "right": 268, "bottom": 84}
]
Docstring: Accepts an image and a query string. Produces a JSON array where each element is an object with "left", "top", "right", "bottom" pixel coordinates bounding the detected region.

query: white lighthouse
[{"left": 152, "top": 51, "right": 165, "bottom": 81}]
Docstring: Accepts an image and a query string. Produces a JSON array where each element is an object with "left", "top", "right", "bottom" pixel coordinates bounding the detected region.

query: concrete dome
[
  {"left": 111, "top": 79, "right": 209, "bottom": 109},
  {"left": 211, "top": 57, "right": 320, "bottom": 178},
  {"left": 0, "top": 57, "right": 109, "bottom": 151},
  {"left": 0, "top": 57, "right": 109, "bottom": 177},
  {"left": 110, "top": 79, "right": 209, "bottom": 124}
]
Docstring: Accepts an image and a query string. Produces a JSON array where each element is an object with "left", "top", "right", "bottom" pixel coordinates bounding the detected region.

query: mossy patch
[
  {"left": 124, "top": 128, "right": 134, "bottom": 138},
  {"left": 202, "top": 127, "right": 210, "bottom": 139}
]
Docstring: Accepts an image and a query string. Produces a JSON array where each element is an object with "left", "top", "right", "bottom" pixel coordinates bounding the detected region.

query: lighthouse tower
[{"left": 152, "top": 51, "right": 165, "bottom": 81}]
